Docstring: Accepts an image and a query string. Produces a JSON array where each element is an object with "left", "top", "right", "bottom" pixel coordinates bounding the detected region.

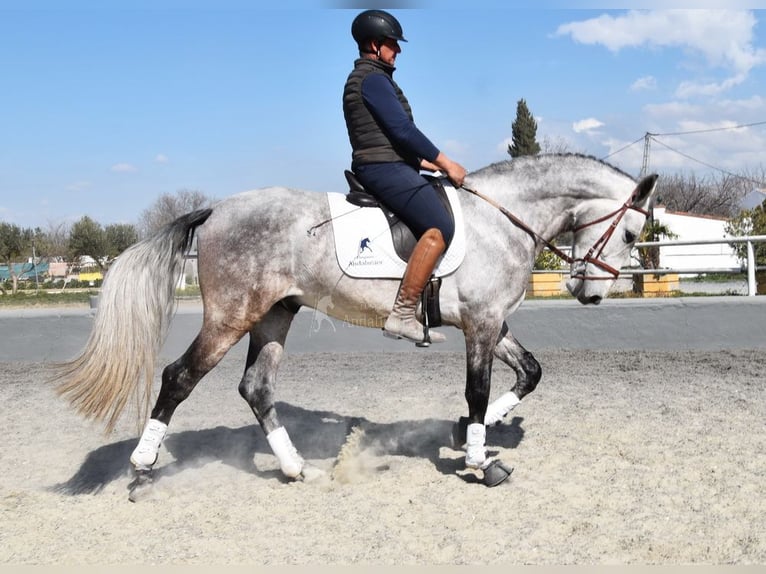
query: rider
[{"left": 342, "top": 9, "right": 467, "bottom": 344}]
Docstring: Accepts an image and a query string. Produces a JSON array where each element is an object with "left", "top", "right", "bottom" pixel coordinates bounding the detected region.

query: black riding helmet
[{"left": 351, "top": 9, "right": 407, "bottom": 52}]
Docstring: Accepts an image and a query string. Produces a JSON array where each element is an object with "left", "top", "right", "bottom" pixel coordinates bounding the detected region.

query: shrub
[{"left": 725, "top": 203, "right": 766, "bottom": 266}]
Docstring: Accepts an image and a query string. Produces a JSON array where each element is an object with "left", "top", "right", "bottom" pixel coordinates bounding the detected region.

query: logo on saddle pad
[
  {"left": 346, "top": 236, "right": 386, "bottom": 270},
  {"left": 358, "top": 237, "right": 373, "bottom": 256},
  {"left": 326, "top": 186, "right": 466, "bottom": 280}
]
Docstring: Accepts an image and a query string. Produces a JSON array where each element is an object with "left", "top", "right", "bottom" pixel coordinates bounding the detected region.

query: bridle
[{"left": 460, "top": 184, "right": 649, "bottom": 281}]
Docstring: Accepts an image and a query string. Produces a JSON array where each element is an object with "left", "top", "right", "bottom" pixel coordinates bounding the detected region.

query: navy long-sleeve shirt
[{"left": 361, "top": 73, "right": 440, "bottom": 164}]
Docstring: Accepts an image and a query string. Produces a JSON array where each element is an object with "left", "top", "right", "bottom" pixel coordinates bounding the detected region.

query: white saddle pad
[{"left": 326, "top": 184, "right": 466, "bottom": 279}]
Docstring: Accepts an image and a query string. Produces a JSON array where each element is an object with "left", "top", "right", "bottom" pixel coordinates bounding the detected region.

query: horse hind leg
[
  {"left": 485, "top": 321, "right": 542, "bottom": 426},
  {"left": 129, "top": 320, "right": 246, "bottom": 500},
  {"left": 237, "top": 301, "right": 310, "bottom": 481}
]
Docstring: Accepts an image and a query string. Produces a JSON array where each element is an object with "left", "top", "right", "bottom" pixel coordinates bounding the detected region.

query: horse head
[{"left": 565, "top": 173, "right": 660, "bottom": 305}]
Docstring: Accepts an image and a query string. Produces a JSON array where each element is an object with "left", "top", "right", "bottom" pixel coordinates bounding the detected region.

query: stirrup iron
[{"left": 415, "top": 286, "right": 432, "bottom": 347}]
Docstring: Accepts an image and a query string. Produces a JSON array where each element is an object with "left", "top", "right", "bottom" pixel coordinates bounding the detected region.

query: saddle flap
[{"left": 326, "top": 185, "right": 466, "bottom": 280}]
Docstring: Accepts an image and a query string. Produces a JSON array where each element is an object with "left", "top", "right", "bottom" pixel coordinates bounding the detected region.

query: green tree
[
  {"left": 508, "top": 98, "right": 541, "bottom": 158},
  {"left": 29, "top": 227, "right": 53, "bottom": 259},
  {"left": 69, "top": 216, "right": 108, "bottom": 271},
  {"left": 637, "top": 219, "right": 678, "bottom": 269},
  {"left": 0, "top": 222, "right": 31, "bottom": 294},
  {"left": 105, "top": 223, "right": 139, "bottom": 259},
  {"left": 726, "top": 202, "right": 766, "bottom": 266}
]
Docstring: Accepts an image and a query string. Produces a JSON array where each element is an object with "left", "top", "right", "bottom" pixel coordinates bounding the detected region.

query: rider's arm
[
  {"left": 361, "top": 73, "right": 439, "bottom": 163},
  {"left": 362, "top": 74, "right": 466, "bottom": 187}
]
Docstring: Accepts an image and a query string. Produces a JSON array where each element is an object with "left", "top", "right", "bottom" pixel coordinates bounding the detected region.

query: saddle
[
  {"left": 343, "top": 169, "right": 452, "bottom": 328},
  {"left": 343, "top": 170, "right": 455, "bottom": 262}
]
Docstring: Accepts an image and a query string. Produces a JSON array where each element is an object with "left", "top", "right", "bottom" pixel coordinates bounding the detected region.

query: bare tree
[
  {"left": 42, "top": 220, "right": 72, "bottom": 260},
  {"left": 539, "top": 135, "right": 579, "bottom": 155},
  {"left": 138, "top": 189, "right": 215, "bottom": 238},
  {"left": 656, "top": 170, "right": 758, "bottom": 218}
]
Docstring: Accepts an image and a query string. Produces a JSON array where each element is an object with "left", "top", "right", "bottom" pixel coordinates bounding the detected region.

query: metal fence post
[{"left": 747, "top": 240, "right": 756, "bottom": 296}]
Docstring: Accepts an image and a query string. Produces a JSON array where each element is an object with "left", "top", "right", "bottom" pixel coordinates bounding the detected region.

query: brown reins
[{"left": 460, "top": 184, "right": 649, "bottom": 281}]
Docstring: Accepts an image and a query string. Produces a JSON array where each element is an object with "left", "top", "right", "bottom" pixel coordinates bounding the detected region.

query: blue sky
[{"left": 2, "top": 3, "right": 766, "bottom": 230}]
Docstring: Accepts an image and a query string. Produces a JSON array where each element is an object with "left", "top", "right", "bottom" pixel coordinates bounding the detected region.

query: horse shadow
[{"left": 52, "top": 403, "right": 525, "bottom": 495}]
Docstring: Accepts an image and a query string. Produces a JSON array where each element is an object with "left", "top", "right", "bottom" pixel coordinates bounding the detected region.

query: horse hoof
[
  {"left": 128, "top": 469, "right": 154, "bottom": 502},
  {"left": 483, "top": 460, "right": 513, "bottom": 487}
]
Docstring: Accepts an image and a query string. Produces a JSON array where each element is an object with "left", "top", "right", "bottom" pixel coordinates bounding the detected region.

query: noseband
[{"left": 461, "top": 184, "right": 648, "bottom": 282}]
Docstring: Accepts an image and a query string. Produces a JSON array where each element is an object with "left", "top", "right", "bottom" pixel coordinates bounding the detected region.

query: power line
[
  {"left": 600, "top": 134, "right": 645, "bottom": 162},
  {"left": 650, "top": 136, "right": 766, "bottom": 187},
  {"left": 603, "top": 121, "right": 766, "bottom": 187},
  {"left": 651, "top": 120, "right": 766, "bottom": 138}
]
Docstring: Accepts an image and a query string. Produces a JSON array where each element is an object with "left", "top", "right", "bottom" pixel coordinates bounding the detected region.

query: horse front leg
[
  {"left": 459, "top": 325, "right": 512, "bottom": 486},
  {"left": 463, "top": 333, "right": 494, "bottom": 470},
  {"left": 485, "top": 321, "right": 542, "bottom": 426},
  {"left": 460, "top": 320, "right": 515, "bottom": 487}
]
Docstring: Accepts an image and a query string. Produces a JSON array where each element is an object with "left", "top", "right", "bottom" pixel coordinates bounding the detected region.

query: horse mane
[{"left": 471, "top": 153, "right": 636, "bottom": 182}]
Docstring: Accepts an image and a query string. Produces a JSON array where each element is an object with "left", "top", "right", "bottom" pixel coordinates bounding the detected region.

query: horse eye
[{"left": 624, "top": 230, "right": 637, "bottom": 243}]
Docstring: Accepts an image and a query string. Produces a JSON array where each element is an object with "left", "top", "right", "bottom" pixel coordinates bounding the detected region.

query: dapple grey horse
[{"left": 55, "top": 153, "right": 658, "bottom": 495}]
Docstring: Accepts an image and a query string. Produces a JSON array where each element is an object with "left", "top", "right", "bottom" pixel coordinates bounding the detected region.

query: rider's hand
[
  {"left": 433, "top": 153, "right": 467, "bottom": 187},
  {"left": 446, "top": 162, "right": 467, "bottom": 188}
]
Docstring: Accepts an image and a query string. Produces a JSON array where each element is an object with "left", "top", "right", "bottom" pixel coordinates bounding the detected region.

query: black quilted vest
[{"left": 343, "top": 58, "right": 418, "bottom": 169}]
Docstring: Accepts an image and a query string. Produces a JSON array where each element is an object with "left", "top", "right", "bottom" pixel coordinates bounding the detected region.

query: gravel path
[{"left": 2, "top": 348, "right": 764, "bottom": 565}]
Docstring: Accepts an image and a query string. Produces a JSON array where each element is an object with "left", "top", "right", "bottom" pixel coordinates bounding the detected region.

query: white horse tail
[{"left": 55, "top": 209, "right": 213, "bottom": 434}]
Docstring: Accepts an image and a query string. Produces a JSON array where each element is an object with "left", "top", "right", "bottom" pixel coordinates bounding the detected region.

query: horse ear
[{"left": 632, "top": 173, "right": 659, "bottom": 210}]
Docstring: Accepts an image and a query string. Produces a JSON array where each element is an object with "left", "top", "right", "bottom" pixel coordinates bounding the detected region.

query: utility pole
[
  {"left": 32, "top": 243, "right": 39, "bottom": 291},
  {"left": 640, "top": 132, "right": 652, "bottom": 177},
  {"left": 640, "top": 132, "right": 657, "bottom": 260}
]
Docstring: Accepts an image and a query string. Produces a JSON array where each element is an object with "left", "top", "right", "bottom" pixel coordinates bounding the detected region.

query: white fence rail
[
  {"left": 536, "top": 235, "right": 766, "bottom": 297},
  {"left": 185, "top": 236, "right": 766, "bottom": 296}
]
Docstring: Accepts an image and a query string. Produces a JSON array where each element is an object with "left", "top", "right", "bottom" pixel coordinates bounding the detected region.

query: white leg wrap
[
  {"left": 267, "top": 426, "right": 304, "bottom": 479},
  {"left": 130, "top": 419, "right": 168, "bottom": 468},
  {"left": 484, "top": 392, "right": 521, "bottom": 426},
  {"left": 465, "top": 423, "right": 487, "bottom": 469}
]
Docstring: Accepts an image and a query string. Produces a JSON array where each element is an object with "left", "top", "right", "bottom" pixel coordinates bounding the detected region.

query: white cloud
[
  {"left": 675, "top": 73, "right": 747, "bottom": 98},
  {"left": 631, "top": 75, "right": 657, "bottom": 91},
  {"left": 645, "top": 95, "right": 766, "bottom": 124},
  {"left": 573, "top": 118, "right": 605, "bottom": 133},
  {"left": 722, "top": 94, "right": 766, "bottom": 111},
  {"left": 155, "top": 153, "right": 169, "bottom": 164},
  {"left": 556, "top": 10, "right": 766, "bottom": 97},
  {"left": 111, "top": 163, "right": 137, "bottom": 173},
  {"left": 65, "top": 181, "right": 91, "bottom": 192}
]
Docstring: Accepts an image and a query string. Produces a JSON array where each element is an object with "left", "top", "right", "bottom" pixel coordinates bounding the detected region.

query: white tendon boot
[
  {"left": 465, "top": 423, "right": 487, "bottom": 469},
  {"left": 130, "top": 419, "right": 168, "bottom": 469},
  {"left": 267, "top": 426, "right": 305, "bottom": 479},
  {"left": 484, "top": 392, "right": 521, "bottom": 426}
]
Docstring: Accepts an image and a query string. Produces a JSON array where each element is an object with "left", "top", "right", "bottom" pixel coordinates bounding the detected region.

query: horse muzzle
[{"left": 566, "top": 275, "right": 605, "bottom": 305}]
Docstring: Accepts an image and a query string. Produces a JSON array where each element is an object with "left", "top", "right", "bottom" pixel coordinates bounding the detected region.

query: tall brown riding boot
[{"left": 384, "top": 228, "right": 447, "bottom": 344}]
